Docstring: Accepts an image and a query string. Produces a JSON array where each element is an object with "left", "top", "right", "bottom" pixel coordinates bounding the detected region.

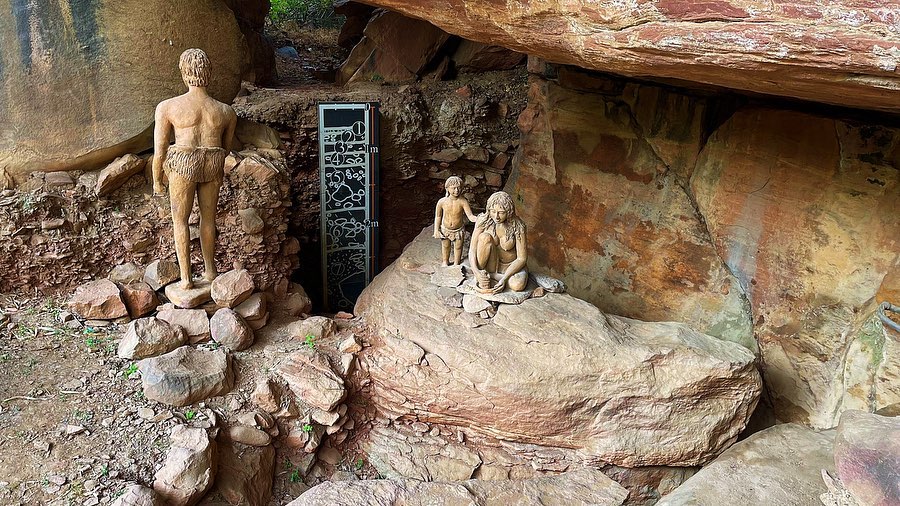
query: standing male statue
[{"left": 153, "top": 48, "right": 237, "bottom": 300}]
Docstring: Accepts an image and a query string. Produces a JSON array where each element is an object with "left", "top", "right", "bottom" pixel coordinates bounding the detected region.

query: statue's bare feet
[
  {"left": 441, "top": 261, "right": 450, "bottom": 267},
  {"left": 203, "top": 271, "right": 217, "bottom": 283},
  {"left": 179, "top": 279, "right": 194, "bottom": 290}
]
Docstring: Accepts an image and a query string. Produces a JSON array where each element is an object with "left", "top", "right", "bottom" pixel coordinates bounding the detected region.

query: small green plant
[
  {"left": 100, "top": 464, "right": 109, "bottom": 477},
  {"left": 304, "top": 334, "right": 316, "bottom": 350},
  {"left": 289, "top": 468, "right": 301, "bottom": 483},
  {"left": 85, "top": 336, "right": 100, "bottom": 348},
  {"left": 184, "top": 409, "right": 196, "bottom": 421},
  {"left": 83, "top": 326, "right": 97, "bottom": 335},
  {"left": 354, "top": 458, "right": 365, "bottom": 471},
  {"left": 301, "top": 423, "right": 313, "bottom": 433},
  {"left": 122, "top": 363, "right": 138, "bottom": 378}
]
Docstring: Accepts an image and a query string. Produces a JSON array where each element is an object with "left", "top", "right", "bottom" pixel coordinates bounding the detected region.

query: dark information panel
[{"left": 318, "top": 103, "right": 379, "bottom": 312}]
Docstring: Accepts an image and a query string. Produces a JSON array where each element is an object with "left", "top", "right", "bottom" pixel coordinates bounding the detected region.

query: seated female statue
[{"left": 468, "top": 191, "right": 528, "bottom": 294}]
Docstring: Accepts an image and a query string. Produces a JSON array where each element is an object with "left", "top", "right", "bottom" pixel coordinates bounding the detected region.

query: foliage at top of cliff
[{"left": 269, "top": 0, "right": 342, "bottom": 27}]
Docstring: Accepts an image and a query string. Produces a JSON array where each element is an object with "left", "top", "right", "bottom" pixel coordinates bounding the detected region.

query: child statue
[
  {"left": 433, "top": 176, "right": 477, "bottom": 266},
  {"left": 152, "top": 48, "right": 237, "bottom": 296}
]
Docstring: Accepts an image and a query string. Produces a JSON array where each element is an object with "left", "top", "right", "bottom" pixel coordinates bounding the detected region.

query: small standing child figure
[{"left": 433, "top": 176, "right": 477, "bottom": 266}]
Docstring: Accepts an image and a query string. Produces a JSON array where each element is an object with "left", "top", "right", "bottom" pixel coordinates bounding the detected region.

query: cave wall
[
  {"left": 508, "top": 59, "right": 899, "bottom": 428},
  {"left": 233, "top": 70, "right": 527, "bottom": 302}
]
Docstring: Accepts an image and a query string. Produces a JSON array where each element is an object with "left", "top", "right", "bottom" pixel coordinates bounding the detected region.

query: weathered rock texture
[
  {"left": 0, "top": 150, "right": 297, "bottom": 294},
  {"left": 358, "top": 0, "right": 900, "bottom": 112},
  {"left": 0, "top": 0, "right": 249, "bottom": 183},
  {"left": 832, "top": 410, "right": 900, "bottom": 506},
  {"left": 288, "top": 468, "right": 628, "bottom": 506},
  {"left": 509, "top": 63, "right": 900, "bottom": 428},
  {"left": 153, "top": 425, "right": 217, "bottom": 506},
  {"left": 356, "top": 229, "right": 761, "bottom": 467},
  {"left": 509, "top": 67, "right": 753, "bottom": 348},
  {"left": 138, "top": 347, "right": 234, "bottom": 407},
  {"left": 657, "top": 424, "right": 835, "bottom": 506},
  {"left": 691, "top": 107, "right": 900, "bottom": 427}
]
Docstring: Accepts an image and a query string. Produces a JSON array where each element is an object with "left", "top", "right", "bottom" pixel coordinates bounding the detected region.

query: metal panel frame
[{"left": 317, "top": 102, "right": 379, "bottom": 312}]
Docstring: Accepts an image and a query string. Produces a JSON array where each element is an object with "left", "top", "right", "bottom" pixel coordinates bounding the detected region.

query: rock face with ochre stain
[
  {"left": 0, "top": 0, "right": 248, "bottom": 184},
  {"left": 509, "top": 71, "right": 754, "bottom": 350},
  {"left": 509, "top": 63, "right": 899, "bottom": 428}
]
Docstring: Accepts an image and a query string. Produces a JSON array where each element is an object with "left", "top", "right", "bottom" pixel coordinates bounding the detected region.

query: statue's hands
[
  {"left": 491, "top": 277, "right": 507, "bottom": 294},
  {"left": 433, "top": 229, "right": 443, "bottom": 239}
]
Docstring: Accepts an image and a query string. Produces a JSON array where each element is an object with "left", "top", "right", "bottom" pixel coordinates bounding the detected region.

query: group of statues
[
  {"left": 434, "top": 177, "right": 528, "bottom": 294},
  {"left": 154, "top": 48, "right": 528, "bottom": 299}
]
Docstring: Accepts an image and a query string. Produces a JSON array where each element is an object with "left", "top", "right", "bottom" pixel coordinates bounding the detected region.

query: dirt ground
[
  {"left": 0, "top": 27, "right": 364, "bottom": 506},
  {"left": 0, "top": 290, "right": 379, "bottom": 505}
]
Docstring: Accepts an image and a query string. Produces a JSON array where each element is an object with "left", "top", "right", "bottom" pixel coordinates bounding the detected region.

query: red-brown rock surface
[
  {"left": 359, "top": 0, "right": 900, "bottom": 112},
  {"left": 691, "top": 108, "right": 900, "bottom": 427},
  {"left": 509, "top": 72, "right": 753, "bottom": 348}
]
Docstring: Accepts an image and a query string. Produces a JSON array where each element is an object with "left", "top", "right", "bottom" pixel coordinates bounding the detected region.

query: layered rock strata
[{"left": 356, "top": 229, "right": 761, "bottom": 467}]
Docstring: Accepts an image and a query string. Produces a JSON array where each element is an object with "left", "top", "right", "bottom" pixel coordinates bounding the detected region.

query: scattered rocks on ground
[
  {"left": 111, "top": 484, "right": 166, "bottom": 506},
  {"left": 120, "top": 282, "right": 160, "bottom": 318},
  {"left": 276, "top": 350, "right": 346, "bottom": 412},
  {"left": 210, "top": 308, "right": 255, "bottom": 351},
  {"left": 211, "top": 269, "right": 255, "bottom": 308},
  {"left": 153, "top": 425, "right": 217, "bottom": 506},
  {"left": 109, "top": 262, "right": 145, "bottom": 285},
  {"left": 143, "top": 260, "right": 180, "bottom": 291},
  {"left": 117, "top": 317, "right": 186, "bottom": 360},
  {"left": 286, "top": 316, "right": 336, "bottom": 342},
  {"left": 280, "top": 284, "right": 313, "bottom": 316},
  {"left": 68, "top": 279, "right": 128, "bottom": 320},
  {"left": 138, "top": 347, "right": 234, "bottom": 407},
  {"left": 96, "top": 155, "right": 147, "bottom": 196},
  {"left": 156, "top": 306, "right": 210, "bottom": 344}
]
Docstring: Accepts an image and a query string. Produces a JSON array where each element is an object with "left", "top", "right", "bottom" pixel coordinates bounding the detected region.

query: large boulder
[
  {"left": 657, "top": 424, "right": 835, "bottom": 506},
  {"left": 355, "top": 229, "right": 761, "bottom": 467},
  {"left": 831, "top": 410, "right": 900, "bottom": 506},
  {"left": 287, "top": 468, "right": 628, "bottom": 506},
  {"left": 357, "top": 0, "right": 900, "bottom": 112},
  {"left": 213, "top": 441, "right": 275, "bottom": 506},
  {"left": 691, "top": 108, "right": 900, "bottom": 427},
  {"left": 0, "top": 0, "right": 248, "bottom": 184}
]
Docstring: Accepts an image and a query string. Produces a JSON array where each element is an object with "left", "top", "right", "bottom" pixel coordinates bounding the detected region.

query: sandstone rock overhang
[{"left": 358, "top": 0, "right": 900, "bottom": 113}]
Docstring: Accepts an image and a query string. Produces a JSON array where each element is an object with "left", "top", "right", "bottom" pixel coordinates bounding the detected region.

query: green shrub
[{"left": 269, "top": 0, "right": 341, "bottom": 27}]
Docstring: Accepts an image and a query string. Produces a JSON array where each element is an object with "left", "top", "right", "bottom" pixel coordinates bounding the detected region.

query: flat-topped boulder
[{"left": 356, "top": 229, "right": 761, "bottom": 467}]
